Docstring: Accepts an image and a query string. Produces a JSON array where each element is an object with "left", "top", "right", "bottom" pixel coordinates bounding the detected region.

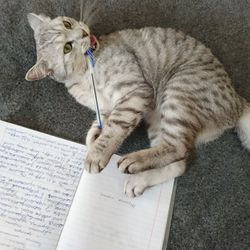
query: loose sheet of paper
[
  {"left": 0, "top": 121, "right": 85, "bottom": 250},
  {"left": 57, "top": 156, "right": 175, "bottom": 250}
]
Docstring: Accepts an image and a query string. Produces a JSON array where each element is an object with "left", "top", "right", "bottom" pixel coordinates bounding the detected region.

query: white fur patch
[
  {"left": 196, "top": 126, "right": 225, "bottom": 144},
  {"left": 237, "top": 107, "right": 250, "bottom": 150}
]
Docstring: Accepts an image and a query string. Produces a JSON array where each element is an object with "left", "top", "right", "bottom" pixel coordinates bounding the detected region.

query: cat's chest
[
  {"left": 67, "top": 75, "right": 112, "bottom": 113},
  {"left": 92, "top": 89, "right": 111, "bottom": 112}
]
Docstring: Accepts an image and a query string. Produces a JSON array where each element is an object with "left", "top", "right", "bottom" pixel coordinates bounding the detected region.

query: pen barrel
[{"left": 87, "top": 58, "right": 102, "bottom": 129}]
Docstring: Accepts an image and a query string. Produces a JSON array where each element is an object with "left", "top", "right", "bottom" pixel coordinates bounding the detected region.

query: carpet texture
[{"left": 0, "top": 0, "right": 249, "bottom": 249}]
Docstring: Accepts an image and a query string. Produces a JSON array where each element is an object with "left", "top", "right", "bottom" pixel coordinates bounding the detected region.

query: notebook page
[
  {"left": 0, "top": 121, "right": 85, "bottom": 250},
  {"left": 57, "top": 155, "right": 175, "bottom": 250}
]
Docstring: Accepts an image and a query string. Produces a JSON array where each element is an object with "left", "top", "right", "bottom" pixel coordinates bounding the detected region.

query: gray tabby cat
[{"left": 25, "top": 13, "right": 250, "bottom": 197}]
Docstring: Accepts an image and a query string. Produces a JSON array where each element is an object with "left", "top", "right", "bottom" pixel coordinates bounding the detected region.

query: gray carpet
[{"left": 0, "top": 0, "right": 249, "bottom": 249}]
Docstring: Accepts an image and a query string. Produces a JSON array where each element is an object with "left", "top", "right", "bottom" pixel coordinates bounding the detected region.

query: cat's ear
[
  {"left": 25, "top": 60, "right": 52, "bottom": 81},
  {"left": 27, "top": 13, "right": 50, "bottom": 31}
]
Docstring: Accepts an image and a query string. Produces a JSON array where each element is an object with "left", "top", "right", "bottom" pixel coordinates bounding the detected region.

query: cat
[{"left": 25, "top": 13, "right": 250, "bottom": 198}]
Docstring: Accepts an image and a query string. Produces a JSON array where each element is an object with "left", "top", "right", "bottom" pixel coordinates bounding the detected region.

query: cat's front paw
[
  {"left": 124, "top": 174, "right": 148, "bottom": 198},
  {"left": 84, "top": 148, "right": 111, "bottom": 174},
  {"left": 86, "top": 126, "right": 102, "bottom": 148},
  {"left": 118, "top": 152, "right": 148, "bottom": 174}
]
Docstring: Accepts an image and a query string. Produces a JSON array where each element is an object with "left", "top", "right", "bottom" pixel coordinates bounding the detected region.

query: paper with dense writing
[
  {"left": 0, "top": 121, "right": 85, "bottom": 250},
  {"left": 57, "top": 156, "right": 175, "bottom": 250}
]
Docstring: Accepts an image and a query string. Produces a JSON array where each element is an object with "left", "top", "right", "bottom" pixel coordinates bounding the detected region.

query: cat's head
[{"left": 25, "top": 13, "right": 97, "bottom": 82}]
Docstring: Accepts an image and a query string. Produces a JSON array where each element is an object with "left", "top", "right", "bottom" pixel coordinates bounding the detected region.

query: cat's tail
[{"left": 237, "top": 99, "right": 250, "bottom": 150}]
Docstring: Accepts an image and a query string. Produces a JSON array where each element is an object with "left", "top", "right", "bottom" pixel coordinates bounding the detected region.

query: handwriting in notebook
[
  {"left": 0, "top": 125, "right": 84, "bottom": 250},
  {"left": 100, "top": 193, "right": 136, "bottom": 208}
]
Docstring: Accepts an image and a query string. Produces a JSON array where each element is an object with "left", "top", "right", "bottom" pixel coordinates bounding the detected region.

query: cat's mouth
[
  {"left": 82, "top": 34, "right": 98, "bottom": 54},
  {"left": 89, "top": 34, "right": 98, "bottom": 50},
  {"left": 81, "top": 34, "right": 97, "bottom": 54}
]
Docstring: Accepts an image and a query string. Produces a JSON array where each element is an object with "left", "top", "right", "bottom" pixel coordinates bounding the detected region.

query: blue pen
[{"left": 85, "top": 49, "right": 103, "bottom": 129}]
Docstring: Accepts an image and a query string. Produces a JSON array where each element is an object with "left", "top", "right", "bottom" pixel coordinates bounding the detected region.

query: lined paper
[
  {"left": 57, "top": 156, "right": 175, "bottom": 250},
  {"left": 0, "top": 121, "right": 84, "bottom": 250}
]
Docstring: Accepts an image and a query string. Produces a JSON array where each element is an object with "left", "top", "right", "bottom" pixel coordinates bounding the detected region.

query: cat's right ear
[
  {"left": 25, "top": 60, "right": 52, "bottom": 81},
  {"left": 27, "top": 13, "right": 50, "bottom": 31}
]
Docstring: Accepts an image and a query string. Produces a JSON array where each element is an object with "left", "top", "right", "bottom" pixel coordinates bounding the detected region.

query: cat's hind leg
[{"left": 124, "top": 159, "right": 186, "bottom": 197}]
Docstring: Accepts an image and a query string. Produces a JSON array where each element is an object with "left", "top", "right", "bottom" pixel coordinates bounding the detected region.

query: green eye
[
  {"left": 63, "top": 21, "right": 72, "bottom": 29},
  {"left": 64, "top": 42, "right": 72, "bottom": 54}
]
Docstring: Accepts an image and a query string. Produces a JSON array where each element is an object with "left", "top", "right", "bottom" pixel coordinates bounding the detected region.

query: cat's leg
[
  {"left": 118, "top": 124, "right": 195, "bottom": 174},
  {"left": 118, "top": 121, "right": 197, "bottom": 174},
  {"left": 121, "top": 118, "right": 196, "bottom": 196},
  {"left": 118, "top": 100, "right": 202, "bottom": 174},
  {"left": 118, "top": 142, "right": 185, "bottom": 174},
  {"left": 85, "top": 85, "right": 153, "bottom": 173},
  {"left": 124, "top": 159, "right": 186, "bottom": 197}
]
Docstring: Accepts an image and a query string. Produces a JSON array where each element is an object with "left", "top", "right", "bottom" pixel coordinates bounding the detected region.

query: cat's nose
[{"left": 82, "top": 29, "right": 88, "bottom": 39}]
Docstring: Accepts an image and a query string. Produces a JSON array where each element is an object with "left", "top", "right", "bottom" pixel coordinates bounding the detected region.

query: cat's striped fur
[{"left": 26, "top": 14, "right": 250, "bottom": 197}]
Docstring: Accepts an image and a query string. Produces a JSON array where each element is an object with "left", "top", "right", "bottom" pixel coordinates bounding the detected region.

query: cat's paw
[
  {"left": 84, "top": 148, "right": 111, "bottom": 173},
  {"left": 118, "top": 152, "right": 148, "bottom": 174},
  {"left": 86, "top": 126, "right": 102, "bottom": 148},
  {"left": 124, "top": 174, "right": 148, "bottom": 198}
]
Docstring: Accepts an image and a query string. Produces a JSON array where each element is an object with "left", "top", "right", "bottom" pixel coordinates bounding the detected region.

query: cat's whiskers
[{"left": 79, "top": 0, "right": 100, "bottom": 26}]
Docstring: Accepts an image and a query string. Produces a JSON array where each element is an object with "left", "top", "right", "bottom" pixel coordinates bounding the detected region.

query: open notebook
[{"left": 0, "top": 120, "right": 176, "bottom": 250}]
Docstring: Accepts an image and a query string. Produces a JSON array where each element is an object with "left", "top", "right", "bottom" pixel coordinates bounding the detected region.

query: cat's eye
[
  {"left": 64, "top": 42, "right": 72, "bottom": 54},
  {"left": 63, "top": 21, "right": 72, "bottom": 29}
]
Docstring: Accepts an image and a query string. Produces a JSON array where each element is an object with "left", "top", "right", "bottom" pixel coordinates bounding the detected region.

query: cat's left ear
[
  {"left": 25, "top": 60, "right": 52, "bottom": 81},
  {"left": 27, "top": 13, "right": 50, "bottom": 31}
]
